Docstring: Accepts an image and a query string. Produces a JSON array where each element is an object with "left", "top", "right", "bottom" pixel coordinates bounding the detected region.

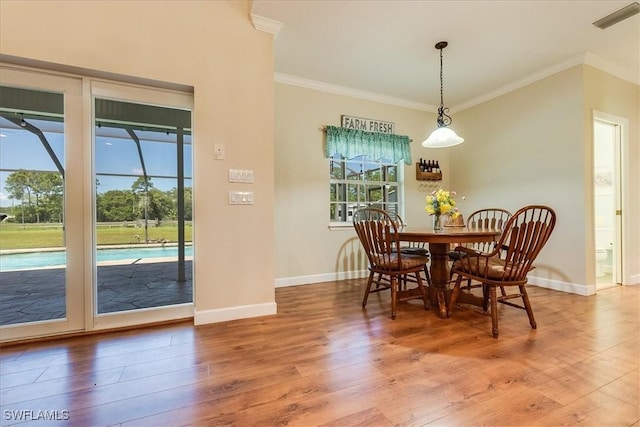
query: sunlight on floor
[{"left": 596, "top": 272, "right": 618, "bottom": 290}]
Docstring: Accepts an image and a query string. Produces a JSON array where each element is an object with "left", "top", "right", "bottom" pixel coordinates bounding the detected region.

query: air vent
[{"left": 593, "top": 1, "right": 640, "bottom": 29}]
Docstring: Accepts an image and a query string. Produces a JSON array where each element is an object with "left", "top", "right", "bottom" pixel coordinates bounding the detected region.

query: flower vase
[{"left": 433, "top": 214, "right": 443, "bottom": 232}]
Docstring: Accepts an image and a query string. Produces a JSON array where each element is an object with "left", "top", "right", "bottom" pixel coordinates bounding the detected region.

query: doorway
[
  {"left": 593, "top": 113, "right": 623, "bottom": 290},
  {"left": 0, "top": 66, "right": 194, "bottom": 343}
]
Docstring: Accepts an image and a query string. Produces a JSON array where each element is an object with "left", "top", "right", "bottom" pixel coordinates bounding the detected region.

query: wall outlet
[{"left": 214, "top": 144, "right": 225, "bottom": 160}]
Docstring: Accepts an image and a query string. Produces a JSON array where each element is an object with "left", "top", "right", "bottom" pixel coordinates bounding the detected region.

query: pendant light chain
[
  {"left": 439, "top": 47, "right": 444, "bottom": 109},
  {"left": 436, "top": 42, "right": 452, "bottom": 128},
  {"left": 421, "top": 40, "right": 464, "bottom": 148}
]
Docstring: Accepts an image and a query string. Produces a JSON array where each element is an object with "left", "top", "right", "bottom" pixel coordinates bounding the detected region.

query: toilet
[{"left": 595, "top": 247, "right": 607, "bottom": 277}]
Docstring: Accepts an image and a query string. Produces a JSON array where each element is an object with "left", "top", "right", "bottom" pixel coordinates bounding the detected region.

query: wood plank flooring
[{"left": 1, "top": 280, "right": 638, "bottom": 426}]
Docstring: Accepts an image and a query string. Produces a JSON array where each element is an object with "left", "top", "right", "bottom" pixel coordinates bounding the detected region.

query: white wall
[
  {"left": 584, "top": 65, "right": 640, "bottom": 286},
  {"left": 451, "top": 66, "right": 585, "bottom": 292},
  {"left": 275, "top": 65, "right": 640, "bottom": 294},
  {"left": 274, "top": 83, "right": 443, "bottom": 285},
  {"left": 452, "top": 65, "right": 639, "bottom": 293},
  {"left": 0, "top": 0, "right": 277, "bottom": 324}
]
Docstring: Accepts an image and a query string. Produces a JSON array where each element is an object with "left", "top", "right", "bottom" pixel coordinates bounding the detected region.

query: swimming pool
[{"left": 0, "top": 246, "right": 193, "bottom": 271}]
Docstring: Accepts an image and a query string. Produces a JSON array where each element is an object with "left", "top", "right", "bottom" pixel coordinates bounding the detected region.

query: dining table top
[{"left": 397, "top": 226, "right": 501, "bottom": 243}]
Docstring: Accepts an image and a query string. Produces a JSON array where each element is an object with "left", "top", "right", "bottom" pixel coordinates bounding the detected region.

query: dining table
[{"left": 397, "top": 225, "right": 501, "bottom": 319}]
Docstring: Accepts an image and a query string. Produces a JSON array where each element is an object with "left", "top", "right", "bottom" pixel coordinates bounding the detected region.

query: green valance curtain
[{"left": 324, "top": 125, "right": 412, "bottom": 165}]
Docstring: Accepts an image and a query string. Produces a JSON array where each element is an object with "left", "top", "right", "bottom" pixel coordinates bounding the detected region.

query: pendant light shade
[
  {"left": 422, "top": 41, "right": 464, "bottom": 148},
  {"left": 423, "top": 126, "right": 464, "bottom": 148}
]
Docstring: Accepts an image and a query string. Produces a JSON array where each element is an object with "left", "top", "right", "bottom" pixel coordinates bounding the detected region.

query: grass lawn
[{"left": 0, "top": 223, "right": 192, "bottom": 250}]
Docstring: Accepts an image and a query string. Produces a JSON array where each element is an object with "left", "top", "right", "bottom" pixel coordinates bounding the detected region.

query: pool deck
[{"left": 0, "top": 260, "right": 192, "bottom": 326}]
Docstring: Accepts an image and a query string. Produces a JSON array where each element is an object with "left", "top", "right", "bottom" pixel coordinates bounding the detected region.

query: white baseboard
[
  {"left": 276, "top": 271, "right": 599, "bottom": 296},
  {"left": 627, "top": 274, "right": 640, "bottom": 285},
  {"left": 195, "top": 271, "right": 636, "bottom": 327},
  {"left": 194, "top": 302, "right": 277, "bottom": 325},
  {"left": 275, "top": 270, "right": 369, "bottom": 288},
  {"left": 528, "top": 276, "right": 595, "bottom": 296}
]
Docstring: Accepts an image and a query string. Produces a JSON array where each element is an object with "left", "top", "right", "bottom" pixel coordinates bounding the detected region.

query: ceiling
[{"left": 251, "top": 0, "right": 640, "bottom": 111}]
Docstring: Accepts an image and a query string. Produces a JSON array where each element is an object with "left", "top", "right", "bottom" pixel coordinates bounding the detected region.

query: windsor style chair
[
  {"left": 352, "top": 208, "right": 430, "bottom": 319},
  {"left": 448, "top": 205, "right": 556, "bottom": 338},
  {"left": 448, "top": 208, "right": 512, "bottom": 308}
]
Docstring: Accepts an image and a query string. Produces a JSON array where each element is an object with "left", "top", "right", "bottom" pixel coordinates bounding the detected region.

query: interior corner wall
[
  {"left": 274, "top": 83, "right": 438, "bottom": 285},
  {"left": 0, "top": 0, "right": 277, "bottom": 323},
  {"left": 583, "top": 65, "right": 640, "bottom": 286},
  {"left": 451, "top": 66, "right": 588, "bottom": 294}
]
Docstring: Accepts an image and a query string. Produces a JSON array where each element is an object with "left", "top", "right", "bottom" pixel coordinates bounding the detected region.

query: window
[
  {"left": 324, "top": 125, "right": 411, "bottom": 224},
  {"left": 329, "top": 154, "right": 399, "bottom": 223}
]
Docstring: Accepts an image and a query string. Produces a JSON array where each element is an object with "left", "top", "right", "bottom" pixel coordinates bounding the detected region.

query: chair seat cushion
[
  {"left": 400, "top": 247, "right": 430, "bottom": 256},
  {"left": 376, "top": 254, "right": 429, "bottom": 271},
  {"left": 447, "top": 250, "right": 467, "bottom": 260},
  {"left": 452, "top": 256, "right": 507, "bottom": 280}
]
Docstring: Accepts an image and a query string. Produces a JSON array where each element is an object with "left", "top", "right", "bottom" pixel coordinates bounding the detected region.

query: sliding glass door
[{"left": 0, "top": 68, "right": 193, "bottom": 342}]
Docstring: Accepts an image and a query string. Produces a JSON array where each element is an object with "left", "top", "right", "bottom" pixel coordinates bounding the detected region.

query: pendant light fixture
[{"left": 422, "top": 41, "right": 464, "bottom": 148}]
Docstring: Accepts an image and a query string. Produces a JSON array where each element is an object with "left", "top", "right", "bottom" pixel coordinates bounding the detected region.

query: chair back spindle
[{"left": 465, "top": 208, "right": 512, "bottom": 254}]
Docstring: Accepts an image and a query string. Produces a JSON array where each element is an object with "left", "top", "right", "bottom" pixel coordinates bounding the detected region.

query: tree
[
  {"left": 183, "top": 186, "right": 193, "bottom": 221},
  {"left": 34, "top": 172, "right": 64, "bottom": 222},
  {"left": 97, "top": 190, "right": 138, "bottom": 222},
  {"left": 168, "top": 186, "right": 192, "bottom": 221},
  {"left": 147, "top": 188, "right": 173, "bottom": 223},
  {"left": 5, "top": 170, "right": 34, "bottom": 223},
  {"left": 131, "top": 176, "right": 153, "bottom": 194},
  {"left": 131, "top": 176, "right": 153, "bottom": 219},
  {"left": 5, "top": 170, "right": 31, "bottom": 202},
  {"left": 4, "top": 170, "right": 64, "bottom": 223}
]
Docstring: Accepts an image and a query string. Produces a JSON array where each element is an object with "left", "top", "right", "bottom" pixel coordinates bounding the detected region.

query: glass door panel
[
  {"left": 93, "top": 91, "right": 193, "bottom": 325},
  {"left": 0, "top": 68, "right": 84, "bottom": 341}
]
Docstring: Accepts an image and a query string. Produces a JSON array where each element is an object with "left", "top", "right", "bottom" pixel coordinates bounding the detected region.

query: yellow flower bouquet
[
  {"left": 425, "top": 189, "right": 460, "bottom": 230},
  {"left": 425, "top": 189, "right": 460, "bottom": 217}
]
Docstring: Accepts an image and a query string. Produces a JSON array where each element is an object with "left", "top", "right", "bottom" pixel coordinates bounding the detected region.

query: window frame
[{"left": 329, "top": 153, "right": 404, "bottom": 228}]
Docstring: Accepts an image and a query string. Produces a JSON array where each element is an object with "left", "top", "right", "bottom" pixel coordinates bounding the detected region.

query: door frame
[
  {"left": 1, "top": 65, "right": 195, "bottom": 342},
  {"left": 89, "top": 80, "right": 194, "bottom": 331},
  {"left": 593, "top": 110, "right": 628, "bottom": 287}
]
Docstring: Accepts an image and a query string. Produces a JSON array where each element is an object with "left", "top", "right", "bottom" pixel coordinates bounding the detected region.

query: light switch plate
[
  {"left": 228, "top": 191, "right": 254, "bottom": 205},
  {"left": 229, "top": 169, "right": 254, "bottom": 183}
]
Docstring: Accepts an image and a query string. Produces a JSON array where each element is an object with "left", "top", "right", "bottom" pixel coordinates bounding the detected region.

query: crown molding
[
  {"left": 275, "top": 54, "right": 638, "bottom": 113},
  {"left": 274, "top": 73, "right": 434, "bottom": 112},
  {"left": 455, "top": 52, "right": 639, "bottom": 112},
  {"left": 250, "top": 13, "right": 283, "bottom": 37},
  {"left": 454, "top": 54, "right": 587, "bottom": 112},
  {"left": 582, "top": 51, "right": 639, "bottom": 85}
]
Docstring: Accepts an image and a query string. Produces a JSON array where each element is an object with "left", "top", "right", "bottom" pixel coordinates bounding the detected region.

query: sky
[{"left": 0, "top": 119, "right": 192, "bottom": 208}]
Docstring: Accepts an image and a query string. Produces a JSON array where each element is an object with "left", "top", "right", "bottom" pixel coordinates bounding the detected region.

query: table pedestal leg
[{"left": 428, "top": 243, "right": 450, "bottom": 319}]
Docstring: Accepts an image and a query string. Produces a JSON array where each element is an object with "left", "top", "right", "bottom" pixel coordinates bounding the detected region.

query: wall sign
[{"left": 341, "top": 115, "right": 395, "bottom": 134}]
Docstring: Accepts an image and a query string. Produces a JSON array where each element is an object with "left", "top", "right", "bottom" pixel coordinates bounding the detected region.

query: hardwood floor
[{"left": 1, "top": 280, "right": 638, "bottom": 426}]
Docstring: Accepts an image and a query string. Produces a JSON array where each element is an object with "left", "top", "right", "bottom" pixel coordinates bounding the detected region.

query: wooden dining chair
[
  {"left": 448, "top": 205, "right": 556, "bottom": 338},
  {"left": 448, "top": 208, "right": 512, "bottom": 306},
  {"left": 464, "top": 208, "right": 512, "bottom": 249},
  {"left": 384, "top": 211, "right": 432, "bottom": 287},
  {"left": 352, "top": 208, "right": 429, "bottom": 319}
]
